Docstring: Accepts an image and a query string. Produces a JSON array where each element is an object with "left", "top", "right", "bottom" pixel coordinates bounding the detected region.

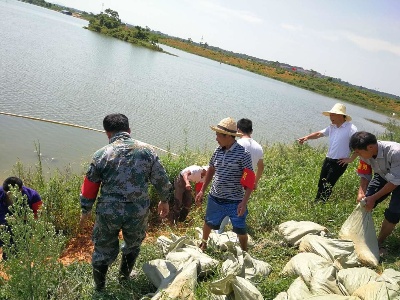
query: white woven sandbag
[
  {"left": 299, "top": 235, "right": 359, "bottom": 268},
  {"left": 304, "top": 295, "right": 360, "bottom": 300},
  {"left": 338, "top": 203, "right": 379, "bottom": 267},
  {"left": 231, "top": 276, "right": 264, "bottom": 300},
  {"left": 166, "top": 246, "right": 219, "bottom": 277},
  {"left": 281, "top": 252, "right": 332, "bottom": 284},
  {"left": 352, "top": 281, "right": 389, "bottom": 300},
  {"left": 287, "top": 277, "right": 313, "bottom": 300},
  {"left": 376, "top": 269, "right": 400, "bottom": 299},
  {"left": 142, "top": 259, "right": 178, "bottom": 288},
  {"left": 337, "top": 267, "right": 379, "bottom": 295},
  {"left": 273, "top": 292, "right": 288, "bottom": 300},
  {"left": 278, "top": 221, "right": 328, "bottom": 246},
  {"left": 150, "top": 260, "right": 198, "bottom": 300},
  {"left": 309, "top": 265, "right": 342, "bottom": 296}
]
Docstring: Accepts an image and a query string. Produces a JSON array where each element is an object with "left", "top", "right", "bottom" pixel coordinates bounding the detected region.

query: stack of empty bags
[
  {"left": 140, "top": 228, "right": 272, "bottom": 300},
  {"left": 274, "top": 203, "right": 400, "bottom": 300}
]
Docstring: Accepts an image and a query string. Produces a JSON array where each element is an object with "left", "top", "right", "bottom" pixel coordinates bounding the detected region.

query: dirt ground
[{"left": 58, "top": 217, "right": 192, "bottom": 265}]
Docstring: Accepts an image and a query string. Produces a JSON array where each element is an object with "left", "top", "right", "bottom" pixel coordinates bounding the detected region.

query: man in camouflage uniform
[{"left": 79, "top": 113, "right": 171, "bottom": 291}]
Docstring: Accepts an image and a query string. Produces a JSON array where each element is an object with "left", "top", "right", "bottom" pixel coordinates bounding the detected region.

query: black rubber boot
[
  {"left": 93, "top": 264, "right": 108, "bottom": 291},
  {"left": 119, "top": 248, "right": 140, "bottom": 283}
]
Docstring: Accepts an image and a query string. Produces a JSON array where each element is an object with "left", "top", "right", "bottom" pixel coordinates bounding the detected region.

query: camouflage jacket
[{"left": 80, "top": 132, "right": 171, "bottom": 213}]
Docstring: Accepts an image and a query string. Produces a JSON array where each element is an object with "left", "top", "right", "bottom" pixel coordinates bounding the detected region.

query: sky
[{"left": 53, "top": 0, "right": 400, "bottom": 97}]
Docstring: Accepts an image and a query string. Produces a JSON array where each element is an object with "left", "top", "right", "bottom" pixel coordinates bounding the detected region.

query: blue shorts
[{"left": 205, "top": 194, "right": 247, "bottom": 235}]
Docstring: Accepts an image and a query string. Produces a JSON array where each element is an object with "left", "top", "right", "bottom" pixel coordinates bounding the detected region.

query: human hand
[
  {"left": 297, "top": 137, "right": 307, "bottom": 145},
  {"left": 338, "top": 158, "right": 352, "bottom": 166},
  {"left": 362, "top": 196, "right": 375, "bottom": 212},
  {"left": 195, "top": 191, "right": 204, "bottom": 206},
  {"left": 237, "top": 201, "right": 246, "bottom": 217},
  {"left": 158, "top": 201, "right": 169, "bottom": 219}
]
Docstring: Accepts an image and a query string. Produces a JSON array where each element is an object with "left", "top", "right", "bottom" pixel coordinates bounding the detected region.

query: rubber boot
[
  {"left": 119, "top": 249, "right": 140, "bottom": 283},
  {"left": 93, "top": 264, "right": 108, "bottom": 292}
]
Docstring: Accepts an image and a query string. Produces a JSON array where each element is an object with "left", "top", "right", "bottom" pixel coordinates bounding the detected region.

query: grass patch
[{"left": 0, "top": 121, "right": 400, "bottom": 298}]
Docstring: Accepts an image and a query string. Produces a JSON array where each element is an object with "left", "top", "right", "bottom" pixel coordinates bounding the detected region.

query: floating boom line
[{"left": 0, "top": 111, "right": 178, "bottom": 156}]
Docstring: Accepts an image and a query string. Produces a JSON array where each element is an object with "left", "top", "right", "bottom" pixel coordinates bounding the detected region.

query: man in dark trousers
[
  {"left": 79, "top": 113, "right": 171, "bottom": 291},
  {"left": 350, "top": 131, "right": 400, "bottom": 256}
]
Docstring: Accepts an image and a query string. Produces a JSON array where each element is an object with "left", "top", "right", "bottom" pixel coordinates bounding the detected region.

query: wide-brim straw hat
[
  {"left": 210, "top": 117, "right": 242, "bottom": 137},
  {"left": 322, "top": 103, "right": 352, "bottom": 121}
]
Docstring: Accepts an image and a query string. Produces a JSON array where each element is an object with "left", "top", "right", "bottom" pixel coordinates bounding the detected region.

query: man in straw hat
[
  {"left": 195, "top": 117, "right": 255, "bottom": 251},
  {"left": 297, "top": 103, "right": 357, "bottom": 202}
]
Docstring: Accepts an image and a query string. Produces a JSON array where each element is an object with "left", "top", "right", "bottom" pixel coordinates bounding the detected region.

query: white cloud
[
  {"left": 196, "top": 1, "right": 263, "bottom": 24},
  {"left": 281, "top": 23, "right": 303, "bottom": 32},
  {"left": 345, "top": 33, "right": 400, "bottom": 56}
]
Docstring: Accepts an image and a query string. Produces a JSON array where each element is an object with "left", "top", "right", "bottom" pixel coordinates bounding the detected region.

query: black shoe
[
  {"left": 93, "top": 265, "right": 108, "bottom": 291},
  {"left": 119, "top": 249, "right": 140, "bottom": 283}
]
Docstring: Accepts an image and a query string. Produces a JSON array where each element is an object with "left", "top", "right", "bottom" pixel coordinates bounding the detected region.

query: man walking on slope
[
  {"left": 297, "top": 103, "right": 357, "bottom": 202},
  {"left": 219, "top": 118, "right": 264, "bottom": 233},
  {"left": 79, "top": 113, "right": 171, "bottom": 292},
  {"left": 195, "top": 117, "right": 255, "bottom": 251}
]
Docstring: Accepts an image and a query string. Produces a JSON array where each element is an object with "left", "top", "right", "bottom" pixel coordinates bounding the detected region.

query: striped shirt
[{"left": 209, "top": 142, "right": 253, "bottom": 201}]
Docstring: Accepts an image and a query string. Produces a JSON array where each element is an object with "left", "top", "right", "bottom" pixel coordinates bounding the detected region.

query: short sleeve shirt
[
  {"left": 209, "top": 142, "right": 253, "bottom": 201},
  {"left": 359, "top": 141, "right": 400, "bottom": 186},
  {"left": 320, "top": 121, "right": 357, "bottom": 159},
  {"left": 237, "top": 138, "right": 263, "bottom": 171},
  {"left": 180, "top": 165, "right": 204, "bottom": 183}
]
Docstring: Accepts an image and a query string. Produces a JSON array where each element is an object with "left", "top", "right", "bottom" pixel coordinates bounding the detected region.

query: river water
[{"left": 0, "top": 0, "right": 391, "bottom": 179}]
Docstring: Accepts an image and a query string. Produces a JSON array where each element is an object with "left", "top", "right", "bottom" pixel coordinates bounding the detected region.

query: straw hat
[
  {"left": 210, "top": 117, "right": 242, "bottom": 137},
  {"left": 322, "top": 103, "right": 352, "bottom": 121}
]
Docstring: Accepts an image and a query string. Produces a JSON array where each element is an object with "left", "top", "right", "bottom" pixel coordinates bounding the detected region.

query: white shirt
[
  {"left": 180, "top": 165, "right": 205, "bottom": 183},
  {"left": 320, "top": 121, "right": 357, "bottom": 159},
  {"left": 237, "top": 138, "right": 264, "bottom": 170}
]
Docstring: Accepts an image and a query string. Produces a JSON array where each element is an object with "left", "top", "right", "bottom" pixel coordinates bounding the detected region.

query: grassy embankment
[
  {"left": 159, "top": 37, "right": 400, "bottom": 118},
  {"left": 0, "top": 124, "right": 400, "bottom": 299}
]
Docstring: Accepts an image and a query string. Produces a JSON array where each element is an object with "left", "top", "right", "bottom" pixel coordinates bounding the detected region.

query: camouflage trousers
[{"left": 92, "top": 200, "right": 149, "bottom": 266}]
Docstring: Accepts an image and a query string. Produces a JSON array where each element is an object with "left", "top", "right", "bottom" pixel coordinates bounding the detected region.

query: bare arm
[
  {"left": 339, "top": 152, "right": 358, "bottom": 166},
  {"left": 297, "top": 131, "right": 323, "bottom": 144},
  {"left": 364, "top": 182, "right": 398, "bottom": 211},
  {"left": 195, "top": 166, "right": 215, "bottom": 205},
  {"left": 182, "top": 171, "right": 192, "bottom": 190},
  {"left": 237, "top": 187, "right": 253, "bottom": 216},
  {"left": 255, "top": 159, "right": 264, "bottom": 189},
  {"left": 357, "top": 177, "right": 369, "bottom": 202}
]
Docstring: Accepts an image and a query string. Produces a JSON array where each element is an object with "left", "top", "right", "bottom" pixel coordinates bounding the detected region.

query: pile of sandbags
[
  {"left": 275, "top": 204, "right": 399, "bottom": 300},
  {"left": 141, "top": 229, "right": 272, "bottom": 300}
]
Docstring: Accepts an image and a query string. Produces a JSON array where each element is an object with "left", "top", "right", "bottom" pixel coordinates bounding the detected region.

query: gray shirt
[{"left": 359, "top": 141, "right": 400, "bottom": 185}]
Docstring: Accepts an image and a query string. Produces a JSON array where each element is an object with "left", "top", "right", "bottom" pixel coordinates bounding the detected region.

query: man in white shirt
[
  {"left": 297, "top": 103, "right": 357, "bottom": 202},
  {"left": 218, "top": 118, "right": 264, "bottom": 233}
]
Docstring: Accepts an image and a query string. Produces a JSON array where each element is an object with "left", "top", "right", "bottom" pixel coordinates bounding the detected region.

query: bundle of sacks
[
  {"left": 275, "top": 203, "right": 400, "bottom": 300},
  {"left": 140, "top": 228, "right": 272, "bottom": 300}
]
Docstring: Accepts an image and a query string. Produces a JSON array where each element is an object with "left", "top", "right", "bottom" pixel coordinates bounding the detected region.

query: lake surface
[{"left": 0, "top": 0, "right": 391, "bottom": 179}]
